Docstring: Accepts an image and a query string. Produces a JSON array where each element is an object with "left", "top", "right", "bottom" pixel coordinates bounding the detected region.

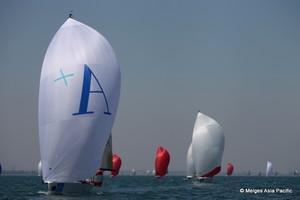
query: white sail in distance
[
  {"left": 38, "top": 161, "right": 42, "bottom": 176},
  {"left": 266, "top": 161, "right": 273, "bottom": 177},
  {"left": 39, "top": 18, "right": 121, "bottom": 183}
]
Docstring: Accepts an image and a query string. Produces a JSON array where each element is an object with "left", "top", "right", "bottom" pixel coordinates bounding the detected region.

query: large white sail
[
  {"left": 39, "top": 18, "right": 120, "bottom": 183},
  {"left": 192, "top": 112, "right": 225, "bottom": 177},
  {"left": 266, "top": 161, "right": 273, "bottom": 177},
  {"left": 186, "top": 143, "right": 196, "bottom": 178}
]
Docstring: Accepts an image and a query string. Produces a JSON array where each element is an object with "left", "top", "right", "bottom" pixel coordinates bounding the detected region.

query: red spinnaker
[
  {"left": 111, "top": 154, "right": 122, "bottom": 176},
  {"left": 202, "top": 166, "right": 221, "bottom": 177},
  {"left": 155, "top": 146, "right": 170, "bottom": 177},
  {"left": 227, "top": 163, "right": 234, "bottom": 176}
]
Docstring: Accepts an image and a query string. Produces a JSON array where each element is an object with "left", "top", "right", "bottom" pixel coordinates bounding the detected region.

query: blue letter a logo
[{"left": 73, "top": 64, "right": 111, "bottom": 116}]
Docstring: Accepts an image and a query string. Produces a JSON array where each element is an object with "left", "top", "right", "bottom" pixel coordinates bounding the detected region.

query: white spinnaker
[
  {"left": 39, "top": 18, "right": 120, "bottom": 182},
  {"left": 192, "top": 112, "right": 225, "bottom": 177},
  {"left": 266, "top": 161, "right": 273, "bottom": 177},
  {"left": 186, "top": 143, "right": 196, "bottom": 178}
]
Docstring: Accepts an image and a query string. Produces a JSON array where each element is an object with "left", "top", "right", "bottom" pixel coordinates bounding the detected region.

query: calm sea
[{"left": 0, "top": 175, "right": 299, "bottom": 199}]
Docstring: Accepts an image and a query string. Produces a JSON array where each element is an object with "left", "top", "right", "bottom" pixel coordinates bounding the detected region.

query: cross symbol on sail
[{"left": 54, "top": 69, "right": 74, "bottom": 86}]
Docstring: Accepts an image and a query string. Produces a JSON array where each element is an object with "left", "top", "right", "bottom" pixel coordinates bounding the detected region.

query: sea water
[{"left": 0, "top": 175, "right": 299, "bottom": 199}]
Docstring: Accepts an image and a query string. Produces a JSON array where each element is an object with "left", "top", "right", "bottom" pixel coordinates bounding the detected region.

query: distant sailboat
[
  {"left": 186, "top": 143, "right": 196, "bottom": 179},
  {"left": 38, "top": 161, "right": 42, "bottom": 176},
  {"left": 111, "top": 154, "right": 122, "bottom": 176},
  {"left": 266, "top": 161, "right": 273, "bottom": 177},
  {"left": 258, "top": 172, "right": 261, "bottom": 176},
  {"left": 227, "top": 163, "right": 234, "bottom": 176},
  {"left": 0, "top": 163, "right": 2, "bottom": 175},
  {"left": 191, "top": 112, "right": 225, "bottom": 181},
  {"left": 247, "top": 170, "right": 251, "bottom": 176},
  {"left": 146, "top": 170, "right": 150, "bottom": 176},
  {"left": 131, "top": 169, "right": 136, "bottom": 176},
  {"left": 155, "top": 146, "right": 170, "bottom": 177},
  {"left": 38, "top": 15, "right": 120, "bottom": 194},
  {"left": 294, "top": 170, "right": 298, "bottom": 176}
]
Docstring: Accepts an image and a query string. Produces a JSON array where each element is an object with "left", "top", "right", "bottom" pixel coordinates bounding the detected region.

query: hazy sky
[{"left": 0, "top": 0, "right": 299, "bottom": 174}]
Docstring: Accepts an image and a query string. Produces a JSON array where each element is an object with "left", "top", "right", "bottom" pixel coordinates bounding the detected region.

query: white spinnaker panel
[
  {"left": 186, "top": 143, "right": 196, "bottom": 178},
  {"left": 39, "top": 18, "right": 120, "bottom": 182},
  {"left": 192, "top": 112, "right": 225, "bottom": 177},
  {"left": 266, "top": 161, "right": 273, "bottom": 177}
]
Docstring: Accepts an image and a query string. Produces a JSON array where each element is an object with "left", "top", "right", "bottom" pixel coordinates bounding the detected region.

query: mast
[{"left": 69, "top": 9, "right": 73, "bottom": 18}]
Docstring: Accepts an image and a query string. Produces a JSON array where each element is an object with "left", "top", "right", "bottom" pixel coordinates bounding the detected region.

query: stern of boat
[{"left": 47, "top": 182, "right": 93, "bottom": 194}]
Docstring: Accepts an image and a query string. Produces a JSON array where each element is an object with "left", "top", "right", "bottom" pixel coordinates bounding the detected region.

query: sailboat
[
  {"left": 293, "top": 170, "right": 298, "bottom": 176},
  {"left": 146, "top": 170, "right": 150, "bottom": 176},
  {"left": 186, "top": 143, "right": 196, "bottom": 179},
  {"left": 266, "top": 161, "right": 273, "bottom": 177},
  {"left": 111, "top": 154, "right": 122, "bottom": 176},
  {"left": 38, "top": 15, "right": 121, "bottom": 194},
  {"left": 258, "top": 172, "right": 261, "bottom": 176},
  {"left": 0, "top": 163, "right": 2, "bottom": 175},
  {"left": 247, "top": 170, "right": 251, "bottom": 176},
  {"left": 38, "top": 161, "right": 42, "bottom": 176},
  {"left": 131, "top": 169, "right": 136, "bottom": 176},
  {"left": 191, "top": 111, "right": 225, "bottom": 182},
  {"left": 227, "top": 163, "right": 234, "bottom": 176},
  {"left": 155, "top": 146, "right": 170, "bottom": 177}
]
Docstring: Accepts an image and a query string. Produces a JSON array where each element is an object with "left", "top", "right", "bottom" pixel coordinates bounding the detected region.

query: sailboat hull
[
  {"left": 47, "top": 182, "right": 93, "bottom": 194},
  {"left": 196, "top": 177, "right": 213, "bottom": 183},
  {"left": 187, "top": 176, "right": 195, "bottom": 179}
]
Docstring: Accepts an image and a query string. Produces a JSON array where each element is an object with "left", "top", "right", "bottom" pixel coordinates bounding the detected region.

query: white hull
[
  {"left": 186, "top": 176, "right": 195, "bottom": 179},
  {"left": 47, "top": 182, "right": 93, "bottom": 194},
  {"left": 196, "top": 177, "right": 213, "bottom": 183}
]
